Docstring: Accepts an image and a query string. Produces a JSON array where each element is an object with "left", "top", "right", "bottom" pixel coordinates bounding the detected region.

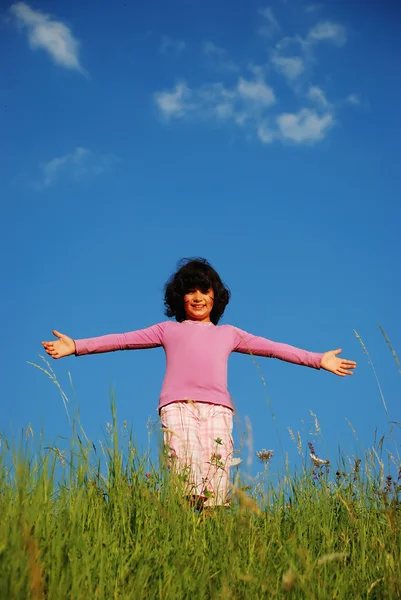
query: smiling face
[{"left": 183, "top": 287, "right": 215, "bottom": 322}]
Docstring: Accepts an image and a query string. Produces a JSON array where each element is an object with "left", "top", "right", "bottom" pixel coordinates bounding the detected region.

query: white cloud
[
  {"left": 277, "top": 108, "right": 334, "bottom": 142},
  {"left": 257, "top": 122, "right": 275, "bottom": 144},
  {"left": 202, "top": 41, "right": 239, "bottom": 72},
  {"left": 308, "top": 85, "right": 329, "bottom": 107},
  {"left": 258, "top": 7, "right": 280, "bottom": 38},
  {"left": 154, "top": 82, "right": 194, "bottom": 118},
  {"left": 307, "top": 21, "right": 347, "bottom": 46},
  {"left": 270, "top": 20, "right": 347, "bottom": 86},
  {"left": 154, "top": 77, "right": 339, "bottom": 145},
  {"left": 155, "top": 76, "right": 275, "bottom": 125},
  {"left": 38, "top": 147, "right": 117, "bottom": 188},
  {"left": 271, "top": 54, "right": 305, "bottom": 80},
  {"left": 160, "top": 35, "right": 186, "bottom": 54},
  {"left": 10, "top": 2, "right": 86, "bottom": 74},
  {"left": 237, "top": 77, "right": 276, "bottom": 106},
  {"left": 154, "top": 12, "right": 352, "bottom": 146}
]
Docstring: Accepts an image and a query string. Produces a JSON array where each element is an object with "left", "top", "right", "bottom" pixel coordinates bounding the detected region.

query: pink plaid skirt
[{"left": 160, "top": 401, "right": 234, "bottom": 506}]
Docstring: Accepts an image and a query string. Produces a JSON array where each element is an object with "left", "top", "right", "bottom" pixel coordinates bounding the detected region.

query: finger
[
  {"left": 332, "top": 370, "right": 345, "bottom": 376},
  {"left": 333, "top": 348, "right": 342, "bottom": 356},
  {"left": 338, "top": 368, "right": 353, "bottom": 376},
  {"left": 52, "top": 330, "right": 63, "bottom": 339}
]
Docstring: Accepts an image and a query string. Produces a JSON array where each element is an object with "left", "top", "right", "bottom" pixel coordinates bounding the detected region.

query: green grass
[{"left": 1, "top": 405, "right": 400, "bottom": 600}]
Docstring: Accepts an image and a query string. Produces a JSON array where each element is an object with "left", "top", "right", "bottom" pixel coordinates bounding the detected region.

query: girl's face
[{"left": 183, "top": 288, "right": 214, "bottom": 322}]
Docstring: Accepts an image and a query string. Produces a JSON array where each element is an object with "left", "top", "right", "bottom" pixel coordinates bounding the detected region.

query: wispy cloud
[
  {"left": 155, "top": 73, "right": 337, "bottom": 146},
  {"left": 154, "top": 11, "right": 355, "bottom": 146},
  {"left": 237, "top": 77, "right": 275, "bottom": 106},
  {"left": 160, "top": 35, "right": 186, "bottom": 54},
  {"left": 346, "top": 93, "right": 360, "bottom": 106},
  {"left": 155, "top": 76, "right": 275, "bottom": 125},
  {"left": 308, "top": 85, "right": 330, "bottom": 108},
  {"left": 307, "top": 21, "right": 347, "bottom": 46},
  {"left": 277, "top": 108, "right": 334, "bottom": 143},
  {"left": 202, "top": 41, "right": 239, "bottom": 72},
  {"left": 154, "top": 82, "right": 194, "bottom": 118},
  {"left": 271, "top": 54, "right": 305, "bottom": 80},
  {"left": 9, "top": 2, "right": 86, "bottom": 75},
  {"left": 258, "top": 7, "right": 280, "bottom": 38},
  {"left": 270, "top": 20, "right": 347, "bottom": 84},
  {"left": 37, "top": 147, "right": 118, "bottom": 188}
]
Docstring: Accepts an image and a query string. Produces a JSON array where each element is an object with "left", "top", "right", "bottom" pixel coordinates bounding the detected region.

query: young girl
[{"left": 42, "top": 258, "right": 356, "bottom": 507}]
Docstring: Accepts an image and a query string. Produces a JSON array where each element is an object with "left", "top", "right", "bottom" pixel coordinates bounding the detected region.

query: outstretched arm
[
  {"left": 232, "top": 327, "right": 356, "bottom": 375},
  {"left": 232, "top": 327, "right": 323, "bottom": 369},
  {"left": 42, "top": 323, "right": 165, "bottom": 359}
]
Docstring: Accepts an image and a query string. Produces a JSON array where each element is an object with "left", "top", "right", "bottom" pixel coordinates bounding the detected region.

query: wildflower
[
  {"left": 214, "top": 437, "right": 223, "bottom": 445},
  {"left": 231, "top": 457, "right": 243, "bottom": 467},
  {"left": 256, "top": 449, "right": 274, "bottom": 462},
  {"left": 210, "top": 453, "right": 224, "bottom": 469},
  {"left": 310, "top": 454, "right": 330, "bottom": 466},
  {"left": 308, "top": 442, "right": 329, "bottom": 465},
  {"left": 307, "top": 441, "right": 316, "bottom": 455},
  {"left": 145, "top": 472, "right": 152, "bottom": 478}
]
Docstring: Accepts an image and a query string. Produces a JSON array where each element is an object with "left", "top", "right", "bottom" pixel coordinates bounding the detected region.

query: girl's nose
[{"left": 193, "top": 290, "right": 202, "bottom": 300}]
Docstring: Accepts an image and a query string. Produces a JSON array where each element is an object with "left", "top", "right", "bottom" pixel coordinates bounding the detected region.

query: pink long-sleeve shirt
[{"left": 74, "top": 320, "right": 323, "bottom": 411}]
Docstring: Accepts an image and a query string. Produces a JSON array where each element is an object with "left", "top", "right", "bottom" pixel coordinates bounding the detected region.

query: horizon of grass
[{"left": 1, "top": 395, "right": 400, "bottom": 600}]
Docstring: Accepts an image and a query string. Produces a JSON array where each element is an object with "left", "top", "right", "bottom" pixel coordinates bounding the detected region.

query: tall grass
[{"left": 1, "top": 402, "right": 400, "bottom": 600}]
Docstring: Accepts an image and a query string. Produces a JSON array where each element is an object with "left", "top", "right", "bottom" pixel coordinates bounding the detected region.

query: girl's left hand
[{"left": 320, "top": 349, "right": 356, "bottom": 376}]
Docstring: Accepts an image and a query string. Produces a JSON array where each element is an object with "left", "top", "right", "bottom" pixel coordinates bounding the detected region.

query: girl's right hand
[{"left": 41, "top": 330, "right": 76, "bottom": 359}]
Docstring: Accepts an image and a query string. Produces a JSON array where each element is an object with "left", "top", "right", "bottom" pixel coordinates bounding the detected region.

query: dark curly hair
[{"left": 164, "top": 258, "right": 230, "bottom": 325}]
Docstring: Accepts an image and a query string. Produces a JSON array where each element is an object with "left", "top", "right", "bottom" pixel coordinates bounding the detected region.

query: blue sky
[{"left": 2, "top": 0, "right": 400, "bottom": 478}]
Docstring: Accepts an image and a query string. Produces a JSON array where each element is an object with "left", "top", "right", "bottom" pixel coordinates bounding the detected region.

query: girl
[{"left": 42, "top": 258, "right": 356, "bottom": 507}]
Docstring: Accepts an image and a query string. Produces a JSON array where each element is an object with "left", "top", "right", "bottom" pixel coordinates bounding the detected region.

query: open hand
[
  {"left": 41, "top": 330, "right": 75, "bottom": 359},
  {"left": 320, "top": 349, "right": 356, "bottom": 377}
]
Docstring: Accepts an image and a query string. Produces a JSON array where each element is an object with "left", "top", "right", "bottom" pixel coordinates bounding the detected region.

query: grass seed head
[{"left": 281, "top": 568, "right": 296, "bottom": 592}]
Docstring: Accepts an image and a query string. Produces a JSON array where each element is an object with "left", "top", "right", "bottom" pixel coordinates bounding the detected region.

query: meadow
[{"left": 1, "top": 337, "right": 400, "bottom": 600}]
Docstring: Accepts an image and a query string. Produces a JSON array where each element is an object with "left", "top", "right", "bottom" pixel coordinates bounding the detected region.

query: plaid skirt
[{"left": 160, "top": 401, "right": 234, "bottom": 506}]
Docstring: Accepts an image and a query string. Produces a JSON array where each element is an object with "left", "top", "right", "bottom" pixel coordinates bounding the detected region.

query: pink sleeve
[
  {"left": 232, "top": 326, "right": 323, "bottom": 369},
  {"left": 74, "top": 322, "right": 166, "bottom": 356}
]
